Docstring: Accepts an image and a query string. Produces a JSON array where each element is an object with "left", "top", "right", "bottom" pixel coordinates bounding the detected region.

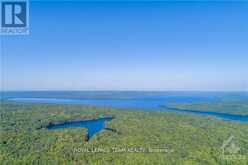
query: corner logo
[
  {"left": 221, "top": 135, "right": 240, "bottom": 155},
  {"left": 1, "top": 0, "right": 29, "bottom": 35},
  {"left": 220, "top": 135, "right": 246, "bottom": 161}
]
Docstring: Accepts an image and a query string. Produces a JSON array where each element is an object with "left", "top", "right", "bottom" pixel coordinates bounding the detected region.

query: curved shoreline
[
  {"left": 46, "top": 116, "right": 114, "bottom": 140},
  {"left": 161, "top": 106, "right": 248, "bottom": 122},
  {"left": 5, "top": 97, "right": 248, "bottom": 123}
]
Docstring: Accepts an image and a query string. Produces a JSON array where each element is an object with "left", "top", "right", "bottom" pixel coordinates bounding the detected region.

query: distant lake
[{"left": 2, "top": 91, "right": 248, "bottom": 123}]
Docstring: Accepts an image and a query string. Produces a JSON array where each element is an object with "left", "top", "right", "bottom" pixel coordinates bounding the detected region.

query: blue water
[
  {"left": 47, "top": 117, "right": 113, "bottom": 139},
  {"left": 3, "top": 91, "right": 248, "bottom": 123},
  {"left": 5, "top": 91, "right": 218, "bottom": 110},
  {"left": 164, "top": 107, "right": 248, "bottom": 122},
  {"left": 7, "top": 97, "right": 211, "bottom": 110}
]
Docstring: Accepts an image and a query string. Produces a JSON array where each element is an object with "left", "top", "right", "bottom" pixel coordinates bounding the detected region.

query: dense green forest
[{"left": 1, "top": 102, "right": 248, "bottom": 164}]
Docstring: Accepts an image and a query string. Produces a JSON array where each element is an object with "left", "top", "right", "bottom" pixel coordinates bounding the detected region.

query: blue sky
[{"left": 1, "top": 1, "right": 248, "bottom": 91}]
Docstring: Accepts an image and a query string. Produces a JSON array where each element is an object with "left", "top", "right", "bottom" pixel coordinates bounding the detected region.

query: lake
[
  {"left": 47, "top": 117, "right": 113, "bottom": 140},
  {"left": 2, "top": 91, "right": 248, "bottom": 123}
]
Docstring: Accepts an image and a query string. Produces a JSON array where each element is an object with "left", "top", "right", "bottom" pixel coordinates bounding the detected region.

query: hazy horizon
[
  {"left": 1, "top": 89, "right": 248, "bottom": 93},
  {"left": 1, "top": 1, "right": 248, "bottom": 91}
]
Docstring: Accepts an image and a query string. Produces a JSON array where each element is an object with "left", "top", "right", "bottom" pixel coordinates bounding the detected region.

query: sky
[{"left": 1, "top": 1, "right": 248, "bottom": 91}]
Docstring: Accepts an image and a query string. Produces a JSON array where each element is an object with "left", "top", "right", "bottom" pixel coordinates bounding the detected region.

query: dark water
[
  {"left": 2, "top": 91, "right": 248, "bottom": 123},
  {"left": 47, "top": 117, "right": 113, "bottom": 139}
]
